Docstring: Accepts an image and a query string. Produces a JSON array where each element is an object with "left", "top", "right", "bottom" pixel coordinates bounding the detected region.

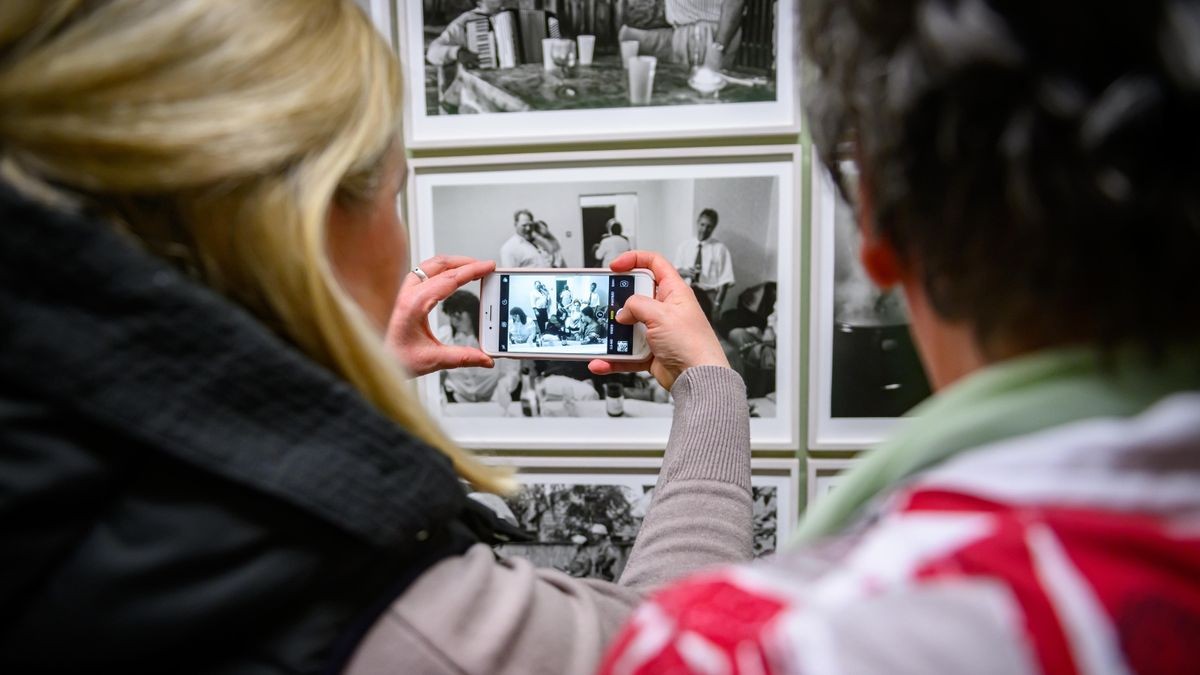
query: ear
[{"left": 856, "top": 173, "right": 904, "bottom": 288}]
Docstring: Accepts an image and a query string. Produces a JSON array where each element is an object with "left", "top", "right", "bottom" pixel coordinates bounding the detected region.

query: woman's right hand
[{"left": 588, "top": 250, "right": 729, "bottom": 391}]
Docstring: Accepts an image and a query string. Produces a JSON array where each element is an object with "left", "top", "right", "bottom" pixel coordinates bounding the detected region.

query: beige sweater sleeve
[{"left": 344, "top": 366, "right": 752, "bottom": 675}]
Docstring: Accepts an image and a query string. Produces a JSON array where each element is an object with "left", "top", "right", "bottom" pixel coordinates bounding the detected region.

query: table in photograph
[{"left": 455, "top": 57, "right": 776, "bottom": 113}]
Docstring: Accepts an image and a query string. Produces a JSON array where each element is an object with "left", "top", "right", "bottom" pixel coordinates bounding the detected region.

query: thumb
[
  {"left": 438, "top": 345, "right": 495, "bottom": 370},
  {"left": 615, "top": 294, "right": 664, "bottom": 328}
]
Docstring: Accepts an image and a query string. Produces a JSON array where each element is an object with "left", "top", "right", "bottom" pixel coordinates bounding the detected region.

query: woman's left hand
[{"left": 386, "top": 255, "right": 496, "bottom": 377}]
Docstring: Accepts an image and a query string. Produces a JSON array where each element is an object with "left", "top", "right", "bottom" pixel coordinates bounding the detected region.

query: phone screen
[{"left": 498, "top": 273, "right": 638, "bottom": 356}]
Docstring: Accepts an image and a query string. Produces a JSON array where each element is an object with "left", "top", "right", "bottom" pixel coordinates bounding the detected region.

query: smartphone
[{"left": 479, "top": 268, "right": 655, "bottom": 360}]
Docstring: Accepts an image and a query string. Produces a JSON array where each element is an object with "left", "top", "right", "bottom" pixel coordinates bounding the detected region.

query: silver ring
[{"left": 412, "top": 266, "right": 429, "bottom": 282}]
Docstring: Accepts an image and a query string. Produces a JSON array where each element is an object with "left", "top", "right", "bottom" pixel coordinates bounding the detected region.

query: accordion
[{"left": 465, "top": 9, "right": 562, "bottom": 69}]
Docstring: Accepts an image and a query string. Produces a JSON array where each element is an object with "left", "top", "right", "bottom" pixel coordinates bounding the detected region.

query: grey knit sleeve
[{"left": 345, "top": 366, "right": 753, "bottom": 675}]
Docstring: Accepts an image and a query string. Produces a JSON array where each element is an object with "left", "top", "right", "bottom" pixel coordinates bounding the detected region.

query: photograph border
[
  {"left": 406, "top": 145, "right": 802, "bottom": 450},
  {"left": 487, "top": 455, "right": 801, "bottom": 544},
  {"left": 358, "top": 0, "right": 396, "bottom": 48},
  {"left": 396, "top": 0, "right": 800, "bottom": 150},
  {"left": 805, "top": 456, "right": 857, "bottom": 510},
  {"left": 807, "top": 147, "right": 915, "bottom": 450}
]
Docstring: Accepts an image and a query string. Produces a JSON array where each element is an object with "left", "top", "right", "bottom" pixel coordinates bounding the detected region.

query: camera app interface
[{"left": 498, "top": 274, "right": 636, "bottom": 356}]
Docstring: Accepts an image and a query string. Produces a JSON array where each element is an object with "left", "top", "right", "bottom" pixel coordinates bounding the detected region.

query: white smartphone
[{"left": 479, "top": 268, "right": 655, "bottom": 360}]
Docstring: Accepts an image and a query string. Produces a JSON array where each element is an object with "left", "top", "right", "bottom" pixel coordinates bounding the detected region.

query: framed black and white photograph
[
  {"left": 805, "top": 456, "right": 856, "bottom": 510},
  {"left": 473, "top": 457, "right": 798, "bottom": 581},
  {"left": 407, "top": 148, "right": 799, "bottom": 449},
  {"left": 397, "top": 0, "right": 798, "bottom": 148},
  {"left": 808, "top": 149, "right": 932, "bottom": 449}
]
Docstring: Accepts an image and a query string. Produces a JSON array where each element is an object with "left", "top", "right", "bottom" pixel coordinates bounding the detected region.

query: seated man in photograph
[
  {"left": 618, "top": 0, "right": 745, "bottom": 69},
  {"left": 594, "top": 220, "right": 633, "bottom": 268},
  {"left": 673, "top": 207, "right": 735, "bottom": 318},
  {"left": 425, "top": 0, "right": 504, "bottom": 70},
  {"left": 424, "top": 0, "right": 506, "bottom": 111}
]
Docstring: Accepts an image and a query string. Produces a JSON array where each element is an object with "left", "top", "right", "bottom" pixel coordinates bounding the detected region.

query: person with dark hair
[
  {"left": 529, "top": 280, "right": 552, "bottom": 334},
  {"left": 595, "top": 219, "right": 633, "bottom": 268},
  {"left": 438, "top": 290, "right": 516, "bottom": 402},
  {"left": 579, "top": 306, "right": 604, "bottom": 344},
  {"left": 673, "top": 208, "right": 734, "bottom": 317},
  {"left": 508, "top": 306, "right": 536, "bottom": 344},
  {"left": 599, "top": 2, "right": 1200, "bottom": 672},
  {"left": 499, "top": 209, "right": 542, "bottom": 268},
  {"left": 527, "top": 219, "right": 566, "bottom": 268}
]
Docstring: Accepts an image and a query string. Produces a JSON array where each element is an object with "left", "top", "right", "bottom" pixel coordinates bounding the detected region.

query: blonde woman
[{"left": 0, "top": 2, "right": 752, "bottom": 673}]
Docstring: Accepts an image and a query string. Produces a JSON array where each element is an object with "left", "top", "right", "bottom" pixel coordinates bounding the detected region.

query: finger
[
  {"left": 588, "top": 358, "right": 651, "bottom": 376},
  {"left": 413, "top": 259, "right": 496, "bottom": 312},
  {"left": 614, "top": 293, "right": 665, "bottom": 327},
  {"left": 408, "top": 255, "right": 494, "bottom": 284},
  {"left": 608, "top": 250, "right": 690, "bottom": 295}
]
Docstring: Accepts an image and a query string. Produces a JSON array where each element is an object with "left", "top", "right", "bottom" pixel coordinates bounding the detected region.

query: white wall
[
  {"left": 430, "top": 179, "right": 692, "bottom": 267},
  {"left": 427, "top": 175, "right": 779, "bottom": 313}
]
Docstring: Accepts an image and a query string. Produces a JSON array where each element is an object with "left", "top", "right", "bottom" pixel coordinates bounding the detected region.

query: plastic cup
[
  {"left": 620, "top": 40, "right": 639, "bottom": 68},
  {"left": 577, "top": 34, "right": 596, "bottom": 65},
  {"left": 626, "top": 55, "right": 656, "bottom": 104}
]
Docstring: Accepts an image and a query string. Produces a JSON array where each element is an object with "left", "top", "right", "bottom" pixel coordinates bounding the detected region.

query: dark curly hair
[{"left": 802, "top": 0, "right": 1200, "bottom": 355}]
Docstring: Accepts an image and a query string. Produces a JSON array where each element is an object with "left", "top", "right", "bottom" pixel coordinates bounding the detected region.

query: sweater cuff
[{"left": 660, "top": 365, "right": 751, "bottom": 489}]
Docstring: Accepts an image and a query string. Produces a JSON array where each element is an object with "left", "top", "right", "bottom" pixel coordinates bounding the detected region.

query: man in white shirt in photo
[
  {"left": 593, "top": 219, "right": 632, "bottom": 268},
  {"left": 529, "top": 280, "right": 552, "bottom": 335},
  {"left": 499, "top": 209, "right": 543, "bottom": 268},
  {"left": 673, "top": 208, "right": 735, "bottom": 318}
]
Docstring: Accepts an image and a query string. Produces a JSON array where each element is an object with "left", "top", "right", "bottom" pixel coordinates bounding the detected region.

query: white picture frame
[
  {"left": 805, "top": 456, "right": 856, "bottom": 509},
  {"left": 807, "top": 148, "right": 931, "bottom": 450},
  {"left": 356, "top": 0, "right": 395, "bottom": 47},
  {"left": 407, "top": 146, "right": 800, "bottom": 450},
  {"left": 396, "top": 0, "right": 799, "bottom": 149},
  {"left": 481, "top": 456, "right": 800, "bottom": 579}
]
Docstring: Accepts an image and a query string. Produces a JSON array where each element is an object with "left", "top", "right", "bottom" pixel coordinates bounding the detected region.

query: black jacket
[{"left": 0, "top": 184, "right": 480, "bottom": 674}]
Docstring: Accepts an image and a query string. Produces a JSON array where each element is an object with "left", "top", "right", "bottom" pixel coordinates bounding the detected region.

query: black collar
[{"left": 0, "top": 183, "right": 463, "bottom": 550}]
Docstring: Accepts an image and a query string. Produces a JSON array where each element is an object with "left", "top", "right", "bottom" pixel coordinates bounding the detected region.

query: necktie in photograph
[{"left": 693, "top": 243, "right": 703, "bottom": 279}]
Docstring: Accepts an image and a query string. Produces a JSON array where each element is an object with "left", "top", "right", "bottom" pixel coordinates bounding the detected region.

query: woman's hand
[
  {"left": 386, "top": 255, "right": 495, "bottom": 377},
  {"left": 588, "top": 250, "right": 729, "bottom": 391}
]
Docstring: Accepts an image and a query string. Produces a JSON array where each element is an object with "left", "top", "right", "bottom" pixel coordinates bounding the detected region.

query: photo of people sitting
[{"left": 504, "top": 274, "right": 612, "bottom": 355}]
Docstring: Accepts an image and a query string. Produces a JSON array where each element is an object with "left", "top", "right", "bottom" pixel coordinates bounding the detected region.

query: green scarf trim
[{"left": 791, "top": 345, "right": 1200, "bottom": 546}]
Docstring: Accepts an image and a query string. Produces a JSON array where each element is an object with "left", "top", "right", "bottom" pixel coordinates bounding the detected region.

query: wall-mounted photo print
[
  {"left": 808, "top": 149, "right": 932, "bottom": 449},
  {"left": 409, "top": 150, "right": 799, "bottom": 449},
  {"left": 396, "top": 0, "right": 798, "bottom": 148},
  {"left": 805, "top": 457, "right": 857, "bottom": 511},
  {"left": 474, "top": 457, "right": 798, "bottom": 581}
]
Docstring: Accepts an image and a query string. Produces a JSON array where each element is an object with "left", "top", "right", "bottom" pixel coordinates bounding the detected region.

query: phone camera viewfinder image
[{"left": 501, "top": 273, "right": 636, "bottom": 356}]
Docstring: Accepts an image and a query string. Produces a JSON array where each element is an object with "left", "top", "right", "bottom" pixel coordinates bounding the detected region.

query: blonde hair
[{"left": 0, "top": 0, "right": 513, "bottom": 493}]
